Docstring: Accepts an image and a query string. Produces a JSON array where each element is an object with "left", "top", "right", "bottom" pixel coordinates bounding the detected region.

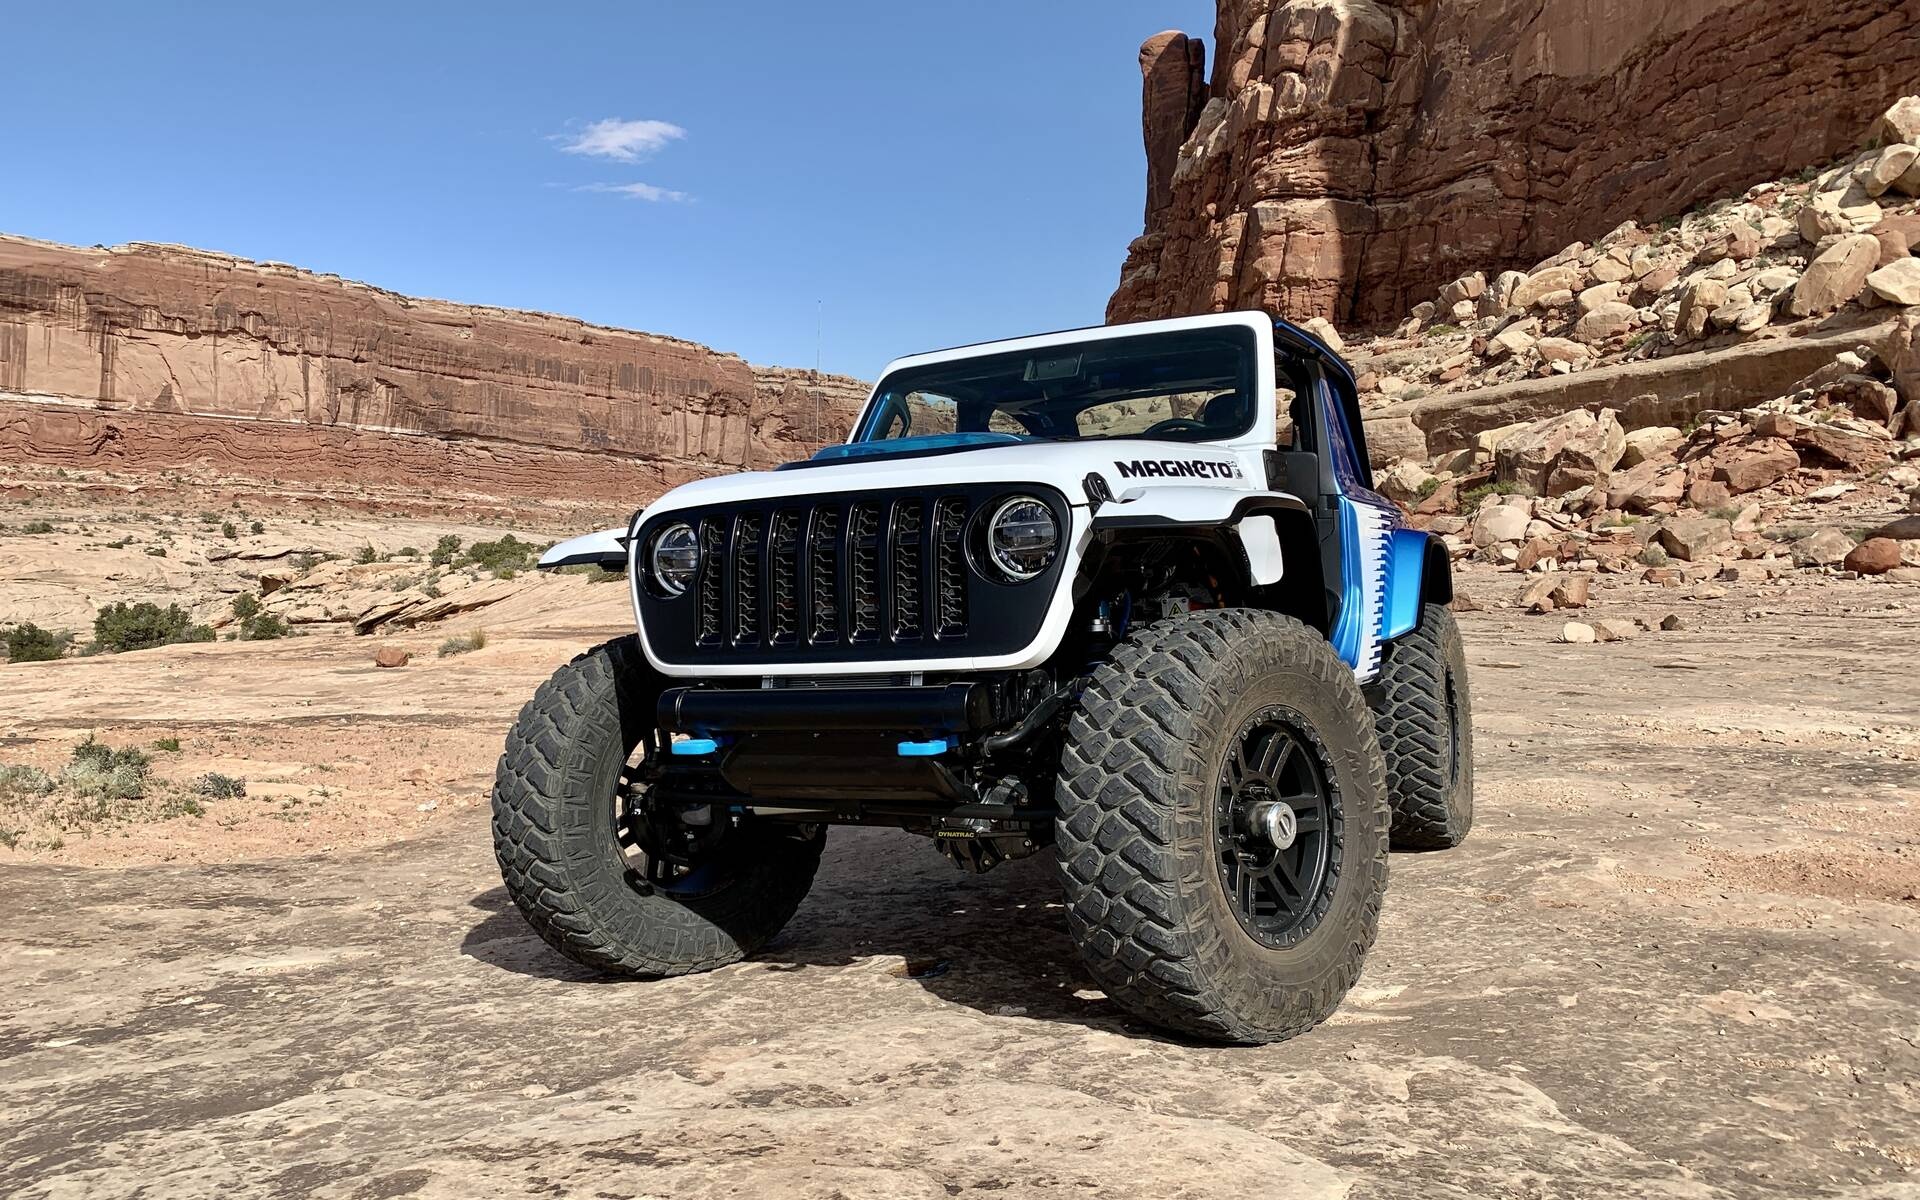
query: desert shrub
[
  {"left": 222, "top": 521, "right": 238, "bottom": 539},
  {"left": 290, "top": 552, "right": 321, "bottom": 571},
  {"left": 7, "top": 624, "right": 72, "bottom": 663},
  {"left": 231, "top": 594, "right": 261, "bottom": 620},
  {"left": 20, "top": 520, "right": 55, "bottom": 535},
  {"left": 1459, "top": 481, "right": 1526, "bottom": 513},
  {"left": 429, "top": 534, "right": 463, "bottom": 566},
  {"left": 353, "top": 545, "right": 379, "bottom": 565},
  {"left": 93, "top": 602, "right": 215, "bottom": 654},
  {"left": 193, "top": 772, "right": 247, "bottom": 799},
  {"left": 0, "top": 764, "right": 55, "bottom": 797},
  {"left": 145, "top": 547, "right": 167, "bottom": 558},
  {"left": 237, "top": 612, "right": 290, "bottom": 641},
  {"left": 464, "top": 535, "right": 542, "bottom": 576},
  {"left": 65, "top": 737, "right": 152, "bottom": 801},
  {"left": 397, "top": 545, "right": 420, "bottom": 557},
  {"left": 437, "top": 629, "right": 488, "bottom": 657},
  {"left": 1415, "top": 478, "right": 1443, "bottom": 501},
  {"left": 250, "top": 520, "right": 265, "bottom": 536},
  {"left": 1639, "top": 545, "right": 1670, "bottom": 567},
  {"left": 152, "top": 737, "right": 182, "bottom": 752}
]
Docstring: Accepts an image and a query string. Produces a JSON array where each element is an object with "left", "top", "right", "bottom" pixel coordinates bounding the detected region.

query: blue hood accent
[{"left": 784, "top": 431, "right": 1031, "bottom": 470}]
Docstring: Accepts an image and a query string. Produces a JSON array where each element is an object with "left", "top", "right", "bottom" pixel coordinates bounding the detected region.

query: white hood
[{"left": 642, "top": 437, "right": 1261, "bottom": 521}]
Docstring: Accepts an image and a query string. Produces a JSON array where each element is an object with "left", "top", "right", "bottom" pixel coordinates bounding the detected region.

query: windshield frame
[{"left": 854, "top": 321, "right": 1267, "bottom": 449}]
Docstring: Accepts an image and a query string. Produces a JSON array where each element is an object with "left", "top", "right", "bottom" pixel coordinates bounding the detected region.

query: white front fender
[
  {"left": 538, "top": 527, "right": 629, "bottom": 570},
  {"left": 1090, "top": 487, "right": 1306, "bottom": 587}
]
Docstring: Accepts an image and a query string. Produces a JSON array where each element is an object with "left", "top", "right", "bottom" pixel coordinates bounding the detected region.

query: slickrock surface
[
  {"left": 1109, "top": 0, "right": 1920, "bottom": 327},
  {"left": 1, "top": 565, "right": 1915, "bottom": 1198},
  {"left": 0, "top": 236, "right": 868, "bottom": 505}
]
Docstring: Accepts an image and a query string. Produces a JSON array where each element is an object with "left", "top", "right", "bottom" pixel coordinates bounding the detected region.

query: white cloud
[
  {"left": 556, "top": 118, "right": 686, "bottom": 162},
  {"left": 576, "top": 182, "right": 691, "bottom": 203}
]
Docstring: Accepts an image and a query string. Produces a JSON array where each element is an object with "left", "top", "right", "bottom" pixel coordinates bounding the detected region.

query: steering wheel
[{"left": 1142, "top": 417, "right": 1210, "bottom": 438}]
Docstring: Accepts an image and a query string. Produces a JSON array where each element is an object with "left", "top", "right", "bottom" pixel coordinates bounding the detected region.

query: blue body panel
[
  {"left": 1293, "top": 337, "right": 1433, "bottom": 671},
  {"left": 1382, "top": 528, "right": 1431, "bottom": 641}
]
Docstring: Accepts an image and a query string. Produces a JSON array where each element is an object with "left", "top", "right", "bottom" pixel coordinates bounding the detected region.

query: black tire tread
[
  {"left": 1055, "top": 609, "right": 1389, "bottom": 1044},
  {"left": 490, "top": 637, "right": 820, "bottom": 977},
  {"left": 1371, "top": 603, "right": 1474, "bottom": 850}
]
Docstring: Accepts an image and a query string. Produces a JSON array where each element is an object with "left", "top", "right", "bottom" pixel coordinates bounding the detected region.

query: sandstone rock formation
[
  {"left": 0, "top": 236, "right": 868, "bottom": 504},
  {"left": 1109, "top": 0, "right": 1920, "bottom": 329}
]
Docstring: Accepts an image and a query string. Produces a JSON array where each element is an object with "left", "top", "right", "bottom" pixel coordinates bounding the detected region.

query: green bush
[
  {"left": 463, "top": 534, "right": 544, "bottom": 576},
  {"left": 20, "top": 520, "right": 55, "bottom": 535},
  {"left": 250, "top": 520, "right": 265, "bottom": 536},
  {"left": 93, "top": 602, "right": 215, "bottom": 654},
  {"left": 429, "top": 534, "right": 463, "bottom": 566},
  {"left": 145, "top": 547, "right": 167, "bottom": 558},
  {"left": 237, "top": 612, "right": 290, "bottom": 641},
  {"left": 7, "top": 623, "right": 72, "bottom": 663},
  {"left": 193, "top": 772, "right": 247, "bottom": 799},
  {"left": 1459, "top": 481, "right": 1526, "bottom": 513},
  {"left": 152, "top": 737, "right": 182, "bottom": 752},
  {"left": 221, "top": 521, "right": 238, "bottom": 539},
  {"left": 231, "top": 594, "right": 261, "bottom": 620},
  {"left": 0, "top": 764, "right": 55, "bottom": 797},
  {"left": 353, "top": 545, "right": 379, "bottom": 565},
  {"left": 437, "top": 629, "right": 488, "bottom": 657},
  {"left": 65, "top": 737, "right": 152, "bottom": 801}
]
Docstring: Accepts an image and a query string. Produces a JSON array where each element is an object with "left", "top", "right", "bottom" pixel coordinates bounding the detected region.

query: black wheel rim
[
  {"left": 614, "top": 750, "right": 729, "bottom": 897},
  {"left": 1216, "top": 708, "right": 1340, "bottom": 949},
  {"left": 1444, "top": 665, "right": 1463, "bottom": 788}
]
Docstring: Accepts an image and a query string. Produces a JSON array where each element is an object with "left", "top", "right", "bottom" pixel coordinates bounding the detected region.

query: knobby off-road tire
[
  {"left": 1370, "top": 603, "right": 1474, "bottom": 850},
  {"left": 1055, "top": 609, "right": 1390, "bottom": 1044},
  {"left": 491, "top": 636, "right": 822, "bottom": 976}
]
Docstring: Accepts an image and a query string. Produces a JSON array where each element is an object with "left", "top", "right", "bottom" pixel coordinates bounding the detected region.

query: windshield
[{"left": 855, "top": 326, "right": 1258, "bottom": 446}]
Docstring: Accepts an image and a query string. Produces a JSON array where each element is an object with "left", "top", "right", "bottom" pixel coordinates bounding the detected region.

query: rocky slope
[
  {"left": 0, "top": 236, "right": 868, "bottom": 504},
  {"left": 1348, "top": 97, "right": 1920, "bottom": 624},
  {"left": 1110, "top": 0, "right": 1920, "bottom": 328}
]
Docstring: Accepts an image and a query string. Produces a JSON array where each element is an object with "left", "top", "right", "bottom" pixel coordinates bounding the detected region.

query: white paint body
[{"left": 537, "top": 313, "right": 1305, "bottom": 679}]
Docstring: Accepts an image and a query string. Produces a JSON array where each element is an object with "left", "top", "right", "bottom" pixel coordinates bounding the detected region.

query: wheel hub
[
  {"left": 1215, "top": 707, "right": 1340, "bottom": 949},
  {"left": 1248, "top": 800, "right": 1298, "bottom": 850}
]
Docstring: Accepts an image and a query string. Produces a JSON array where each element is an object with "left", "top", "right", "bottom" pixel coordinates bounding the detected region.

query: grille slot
[
  {"left": 808, "top": 508, "right": 841, "bottom": 644},
  {"left": 849, "top": 504, "right": 882, "bottom": 643},
  {"left": 696, "top": 519, "right": 725, "bottom": 646},
  {"left": 769, "top": 510, "right": 800, "bottom": 646},
  {"left": 890, "top": 500, "right": 924, "bottom": 641},
  {"left": 932, "top": 496, "right": 969, "bottom": 638},
  {"left": 732, "top": 513, "right": 763, "bottom": 645}
]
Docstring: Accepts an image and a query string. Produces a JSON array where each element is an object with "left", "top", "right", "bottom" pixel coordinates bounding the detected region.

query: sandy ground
[{"left": 1, "top": 552, "right": 1917, "bottom": 1198}]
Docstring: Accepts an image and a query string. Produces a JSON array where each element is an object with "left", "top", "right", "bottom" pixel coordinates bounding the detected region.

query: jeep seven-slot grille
[{"left": 691, "top": 495, "right": 974, "bottom": 653}]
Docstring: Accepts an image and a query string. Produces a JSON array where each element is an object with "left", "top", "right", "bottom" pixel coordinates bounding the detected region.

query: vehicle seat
[{"left": 1201, "top": 391, "right": 1249, "bottom": 433}]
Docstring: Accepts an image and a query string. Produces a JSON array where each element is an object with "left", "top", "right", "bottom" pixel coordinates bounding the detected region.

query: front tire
[
  {"left": 490, "top": 636, "right": 822, "bottom": 977},
  {"left": 1055, "top": 609, "right": 1390, "bottom": 1044},
  {"left": 1370, "top": 603, "right": 1474, "bottom": 850}
]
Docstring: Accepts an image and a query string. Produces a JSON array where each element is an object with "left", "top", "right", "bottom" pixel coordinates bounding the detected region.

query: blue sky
[{"left": 4, "top": 2, "right": 1212, "bottom": 380}]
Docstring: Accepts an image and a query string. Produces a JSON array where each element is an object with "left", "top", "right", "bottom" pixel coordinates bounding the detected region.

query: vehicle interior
[{"left": 862, "top": 327, "right": 1260, "bottom": 445}]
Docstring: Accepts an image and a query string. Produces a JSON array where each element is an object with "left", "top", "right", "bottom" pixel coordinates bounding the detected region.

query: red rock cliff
[
  {"left": 0, "top": 235, "right": 868, "bottom": 503},
  {"left": 1109, "top": 0, "right": 1920, "bottom": 329}
]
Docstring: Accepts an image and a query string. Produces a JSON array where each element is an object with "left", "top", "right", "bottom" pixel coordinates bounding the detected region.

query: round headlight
[
  {"left": 650, "top": 523, "right": 700, "bottom": 596},
  {"left": 987, "top": 496, "right": 1059, "bottom": 581}
]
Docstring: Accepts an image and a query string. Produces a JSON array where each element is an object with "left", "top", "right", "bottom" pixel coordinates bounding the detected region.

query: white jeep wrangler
[{"left": 492, "top": 312, "right": 1472, "bottom": 1043}]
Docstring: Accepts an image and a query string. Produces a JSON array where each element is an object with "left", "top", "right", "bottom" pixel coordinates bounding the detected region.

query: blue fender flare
[{"left": 1382, "top": 529, "right": 1452, "bottom": 642}]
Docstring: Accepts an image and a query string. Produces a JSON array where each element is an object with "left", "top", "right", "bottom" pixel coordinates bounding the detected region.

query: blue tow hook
[
  {"left": 671, "top": 737, "right": 720, "bottom": 756},
  {"left": 896, "top": 737, "right": 953, "bottom": 757}
]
